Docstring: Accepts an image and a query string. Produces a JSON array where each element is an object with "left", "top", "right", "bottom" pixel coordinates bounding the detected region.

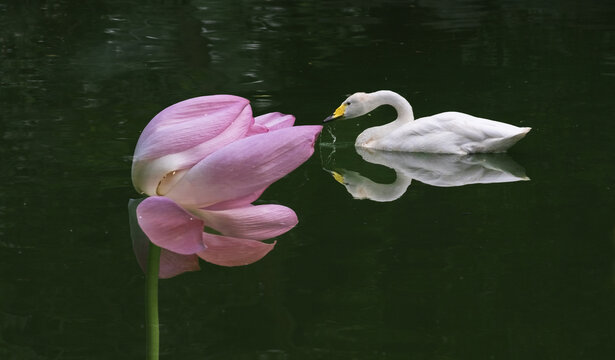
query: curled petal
[
  {"left": 194, "top": 204, "right": 298, "bottom": 241},
  {"left": 128, "top": 199, "right": 200, "bottom": 278},
  {"left": 166, "top": 125, "right": 323, "bottom": 208},
  {"left": 202, "top": 187, "right": 267, "bottom": 211},
  {"left": 132, "top": 95, "right": 254, "bottom": 195},
  {"left": 198, "top": 233, "right": 276, "bottom": 267},
  {"left": 136, "top": 197, "right": 206, "bottom": 255},
  {"left": 255, "top": 112, "right": 295, "bottom": 130},
  {"left": 134, "top": 95, "right": 251, "bottom": 162}
]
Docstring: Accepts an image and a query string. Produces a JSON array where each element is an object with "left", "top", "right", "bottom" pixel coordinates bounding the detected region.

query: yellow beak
[
  {"left": 331, "top": 171, "right": 346, "bottom": 184},
  {"left": 324, "top": 103, "right": 347, "bottom": 122}
]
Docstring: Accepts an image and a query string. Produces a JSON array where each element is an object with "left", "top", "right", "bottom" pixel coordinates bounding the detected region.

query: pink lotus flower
[{"left": 129, "top": 95, "right": 322, "bottom": 278}]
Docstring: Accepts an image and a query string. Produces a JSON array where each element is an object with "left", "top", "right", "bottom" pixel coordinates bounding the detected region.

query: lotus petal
[
  {"left": 158, "top": 250, "right": 200, "bottom": 279},
  {"left": 194, "top": 204, "right": 298, "bottom": 241},
  {"left": 245, "top": 122, "right": 269, "bottom": 136},
  {"left": 166, "top": 125, "right": 322, "bottom": 208},
  {"left": 136, "top": 196, "right": 206, "bottom": 255},
  {"left": 202, "top": 187, "right": 267, "bottom": 211},
  {"left": 128, "top": 198, "right": 200, "bottom": 278},
  {"left": 134, "top": 95, "right": 252, "bottom": 161},
  {"left": 198, "top": 233, "right": 276, "bottom": 266},
  {"left": 132, "top": 95, "right": 254, "bottom": 195},
  {"left": 255, "top": 112, "right": 295, "bottom": 130}
]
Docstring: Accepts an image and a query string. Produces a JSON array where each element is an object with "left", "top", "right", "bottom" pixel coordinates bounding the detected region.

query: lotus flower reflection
[{"left": 130, "top": 95, "right": 322, "bottom": 278}]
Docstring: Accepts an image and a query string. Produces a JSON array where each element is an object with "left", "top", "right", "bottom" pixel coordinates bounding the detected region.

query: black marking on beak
[{"left": 324, "top": 114, "right": 338, "bottom": 122}]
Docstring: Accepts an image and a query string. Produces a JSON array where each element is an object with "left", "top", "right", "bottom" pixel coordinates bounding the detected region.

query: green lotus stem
[{"left": 146, "top": 243, "right": 161, "bottom": 360}]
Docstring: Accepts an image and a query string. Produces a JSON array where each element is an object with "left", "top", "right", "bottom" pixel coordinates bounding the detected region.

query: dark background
[{"left": 1, "top": 1, "right": 614, "bottom": 359}]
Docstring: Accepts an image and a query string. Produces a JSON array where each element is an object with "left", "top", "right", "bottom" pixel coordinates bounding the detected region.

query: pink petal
[
  {"left": 255, "top": 112, "right": 295, "bottom": 130},
  {"left": 166, "top": 125, "right": 323, "bottom": 208},
  {"left": 198, "top": 233, "right": 276, "bottom": 266},
  {"left": 132, "top": 95, "right": 255, "bottom": 195},
  {"left": 158, "top": 250, "right": 200, "bottom": 279},
  {"left": 202, "top": 187, "right": 267, "bottom": 211},
  {"left": 245, "top": 122, "right": 269, "bottom": 136},
  {"left": 129, "top": 199, "right": 200, "bottom": 278},
  {"left": 194, "top": 204, "right": 298, "bottom": 241},
  {"left": 134, "top": 95, "right": 252, "bottom": 162},
  {"left": 136, "top": 196, "right": 206, "bottom": 255}
]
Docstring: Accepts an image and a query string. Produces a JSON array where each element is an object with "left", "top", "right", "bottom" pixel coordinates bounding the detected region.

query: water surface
[{"left": 1, "top": 1, "right": 614, "bottom": 359}]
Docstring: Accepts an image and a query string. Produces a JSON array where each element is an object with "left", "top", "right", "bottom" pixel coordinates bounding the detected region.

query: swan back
[{"left": 358, "top": 111, "right": 530, "bottom": 154}]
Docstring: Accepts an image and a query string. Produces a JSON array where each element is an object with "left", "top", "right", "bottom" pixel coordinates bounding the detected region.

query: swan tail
[{"left": 461, "top": 127, "right": 531, "bottom": 153}]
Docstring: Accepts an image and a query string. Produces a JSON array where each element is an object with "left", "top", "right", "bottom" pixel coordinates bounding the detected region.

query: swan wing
[
  {"left": 411, "top": 112, "right": 522, "bottom": 138},
  {"left": 388, "top": 112, "right": 529, "bottom": 153}
]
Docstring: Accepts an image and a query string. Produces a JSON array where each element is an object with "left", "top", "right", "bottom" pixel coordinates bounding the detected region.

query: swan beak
[
  {"left": 324, "top": 103, "right": 347, "bottom": 122},
  {"left": 331, "top": 171, "right": 346, "bottom": 185}
]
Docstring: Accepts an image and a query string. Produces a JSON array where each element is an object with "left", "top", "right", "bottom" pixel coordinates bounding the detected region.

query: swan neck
[{"left": 371, "top": 90, "right": 414, "bottom": 122}]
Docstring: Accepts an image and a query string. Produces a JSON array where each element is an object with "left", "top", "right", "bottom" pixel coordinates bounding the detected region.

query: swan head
[{"left": 324, "top": 92, "right": 371, "bottom": 122}]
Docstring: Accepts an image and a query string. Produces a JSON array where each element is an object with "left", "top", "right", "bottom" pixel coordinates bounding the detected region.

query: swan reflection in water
[{"left": 321, "top": 140, "right": 529, "bottom": 202}]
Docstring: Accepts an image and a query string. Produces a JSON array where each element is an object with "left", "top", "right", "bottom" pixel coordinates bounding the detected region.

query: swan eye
[{"left": 345, "top": 101, "right": 351, "bottom": 106}]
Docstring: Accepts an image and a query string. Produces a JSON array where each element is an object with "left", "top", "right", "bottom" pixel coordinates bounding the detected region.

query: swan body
[{"left": 324, "top": 90, "right": 530, "bottom": 154}]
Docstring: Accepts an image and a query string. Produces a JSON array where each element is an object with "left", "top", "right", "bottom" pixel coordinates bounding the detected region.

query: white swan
[{"left": 324, "top": 90, "right": 531, "bottom": 154}]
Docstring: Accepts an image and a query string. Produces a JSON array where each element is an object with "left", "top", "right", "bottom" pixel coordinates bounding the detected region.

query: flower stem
[{"left": 146, "top": 243, "right": 161, "bottom": 360}]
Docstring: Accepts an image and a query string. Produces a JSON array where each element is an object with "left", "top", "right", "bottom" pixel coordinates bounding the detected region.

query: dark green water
[{"left": 1, "top": 1, "right": 614, "bottom": 359}]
